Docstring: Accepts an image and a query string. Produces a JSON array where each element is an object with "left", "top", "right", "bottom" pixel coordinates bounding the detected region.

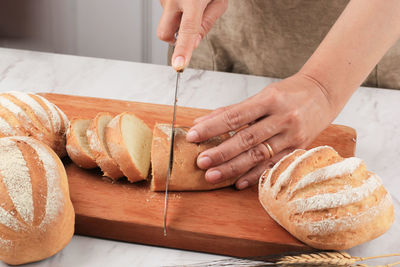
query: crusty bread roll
[
  {"left": 66, "top": 119, "right": 97, "bottom": 169},
  {"left": 151, "top": 123, "right": 237, "bottom": 191},
  {"left": 0, "top": 136, "right": 75, "bottom": 265},
  {"left": 0, "top": 91, "right": 69, "bottom": 157},
  {"left": 258, "top": 146, "right": 394, "bottom": 250},
  {"left": 105, "top": 112, "right": 152, "bottom": 182},
  {"left": 86, "top": 113, "right": 124, "bottom": 180}
]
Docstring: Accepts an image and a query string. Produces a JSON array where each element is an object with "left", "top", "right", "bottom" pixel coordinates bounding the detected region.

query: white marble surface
[{"left": 0, "top": 47, "right": 399, "bottom": 266}]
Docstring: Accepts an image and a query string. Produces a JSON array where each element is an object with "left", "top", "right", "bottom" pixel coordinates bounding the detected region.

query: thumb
[{"left": 171, "top": 6, "right": 205, "bottom": 71}]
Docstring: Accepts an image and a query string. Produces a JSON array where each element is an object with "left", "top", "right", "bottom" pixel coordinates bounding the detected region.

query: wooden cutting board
[{"left": 40, "top": 93, "right": 357, "bottom": 257}]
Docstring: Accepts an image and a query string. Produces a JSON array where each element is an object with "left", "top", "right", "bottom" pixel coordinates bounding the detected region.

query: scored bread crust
[
  {"left": 86, "top": 112, "right": 124, "bottom": 180},
  {"left": 151, "top": 123, "right": 237, "bottom": 191},
  {"left": 66, "top": 118, "right": 97, "bottom": 169},
  {"left": 0, "top": 136, "right": 74, "bottom": 265},
  {"left": 105, "top": 112, "right": 151, "bottom": 182},
  {"left": 258, "top": 146, "right": 394, "bottom": 250},
  {"left": 0, "top": 91, "right": 69, "bottom": 158}
]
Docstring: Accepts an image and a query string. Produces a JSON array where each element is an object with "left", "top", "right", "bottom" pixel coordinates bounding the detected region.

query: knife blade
[{"left": 163, "top": 70, "right": 181, "bottom": 236}]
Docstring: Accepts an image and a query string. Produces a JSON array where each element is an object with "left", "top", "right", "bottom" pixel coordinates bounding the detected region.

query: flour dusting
[
  {"left": 0, "top": 237, "right": 12, "bottom": 250},
  {"left": 0, "top": 116, "right": 16, "bottom": 136},
  {"left": 263, "top": 150, "right": 300, "bottom": 190},
  {"left": 35, "top": 95, "right": 61, "bottom": 133},
  {"left": 290, "top": 174, "right": 381, "bottom": 213},
  {"left": 0, "top": 138, "right": 34, "bottom": 225},
  {"left": 8, "top": 91, "right": 52, "bottom": 131},
  {"left": 289, "top": 157, "right": 363, "bottom": 197},
  {"left": 87, "top": 128, "right": 101, "bottom": 153},
  {"left": 0, "top": 96, "right": 33, "bottom": 128},
  {"left": 272, "top": 146, "right": 331, "bottom": 197},
  {"left": 298, "top": 193, "right": 392, "bottom": 235},
  {"left": 0, "top": 207, "right": 23, "bottom": 231},
  {"left": 15, "top": 137, "right": 64, "bottom": 227}
]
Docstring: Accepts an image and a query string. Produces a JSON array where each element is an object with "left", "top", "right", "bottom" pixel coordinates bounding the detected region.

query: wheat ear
[
  {"left": 277, "top": 252, "right": 400, "bottom": 267},
  {"left": 277, "top": 251, "right": 356, "bottom": 266}
]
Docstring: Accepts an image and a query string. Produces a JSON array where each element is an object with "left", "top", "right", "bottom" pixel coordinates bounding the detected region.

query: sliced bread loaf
[
  {"left": 151, "top": 123, "right": 237, "bottom": 191},
  {"left": 105, "top": 112, "right": 152, "bottom": 182},
  {"left": 86, "top": 112, "right": 124, "bottom": 179},
  {"left": 66, "top": 119, "right": 97, "bottom": 169}
]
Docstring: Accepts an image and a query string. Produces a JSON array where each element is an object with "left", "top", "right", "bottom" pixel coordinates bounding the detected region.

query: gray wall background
[{"left": 0, "top": 0, "right": 169, "bottom": 65}]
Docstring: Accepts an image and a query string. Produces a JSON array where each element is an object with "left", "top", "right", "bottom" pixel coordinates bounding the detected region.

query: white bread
[
  {"left": 86, "top": 112, "right": 124, "bottom": 180},
  {"left": 0, "top": 136, "right": 75, "bottom": 265},
  {"left": 258, "top": 146, "right": 394, "bottom": 250},
  {"left": 151, "top": 124, "right": 237, "bottom": 191},
  {"left": 0, "top": 91, "right": 69, "bottom": 157},
  {"left": 105, "top": 112, "right": 152, "bottom": 182},
  {"left": 66, "top": 119, "right": 97, "bottom": 169}
]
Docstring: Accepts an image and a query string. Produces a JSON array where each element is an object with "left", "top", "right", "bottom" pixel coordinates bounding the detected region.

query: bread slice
[
  {"left": 105, "top": 112, "right": 152, "bottom": 182},
  {"left": 151, "top": 123, "right": 237, "bottom": 191},
  {"left": 66, "top": 118, "right": 97, "bottom": 169},
  {"left": 87, "top": 112, "right": 124, "bottom": 180}
]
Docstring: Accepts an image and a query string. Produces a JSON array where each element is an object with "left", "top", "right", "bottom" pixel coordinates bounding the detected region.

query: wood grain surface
[{"left": 40, "top": 93, "right": 357, "bottom": 257}]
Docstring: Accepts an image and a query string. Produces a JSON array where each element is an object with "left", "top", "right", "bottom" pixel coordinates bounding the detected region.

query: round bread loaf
[
  {"left": 0, "top": 91, "right": 69, "bottom": 157},
  {"left": 0, "top": 136, "right": 75, "bottom": 265},
  {"left": 151, "top": 123, "right": 237, "bottom": 191},
  {"left": 258, "top": 146, "right": 394, "bottom": 250}
]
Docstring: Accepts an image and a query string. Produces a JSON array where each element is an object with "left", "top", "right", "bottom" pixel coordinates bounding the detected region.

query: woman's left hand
[{"left": 186, "top": 73, "right": 339, "bottom": 190}]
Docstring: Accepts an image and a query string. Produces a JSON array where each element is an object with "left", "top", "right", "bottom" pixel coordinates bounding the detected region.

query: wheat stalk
[
  {"left": 277, "top": 251, "right": 357, "bottom": 266},
  {"left": 276, "top": 251, "right": 400, "bottom": 267},
  {"left": 166, "top": 251, "right": 400, "bottom": 267}
]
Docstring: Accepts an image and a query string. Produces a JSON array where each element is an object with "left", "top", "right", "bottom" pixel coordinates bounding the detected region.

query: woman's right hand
[{"left": 157, "top": 0, "right": 228, "bottom": 71}]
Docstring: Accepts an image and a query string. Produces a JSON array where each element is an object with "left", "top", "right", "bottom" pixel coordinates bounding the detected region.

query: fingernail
[
  {"left": 197, "top": 156, "right": 212, "bottom": 169},
  {"left": 206, "top": 170, "right": 222, "bottom": 183},
  {"left": 173, "top": 56, "right": 185, "bottom": 70},
  {"left": 237, "top": 180, "right": 249, "bottom": 190},
  {"left": 195, "top": 35, "right": 202, "bottom": 48},
  {"left": 186, "top": 129, "right": 199, "bottom": 142}
]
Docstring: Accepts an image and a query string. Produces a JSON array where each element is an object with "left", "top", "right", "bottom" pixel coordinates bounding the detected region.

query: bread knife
[{"left": 163, "top": 69, "right": 182, "bottom": 236}]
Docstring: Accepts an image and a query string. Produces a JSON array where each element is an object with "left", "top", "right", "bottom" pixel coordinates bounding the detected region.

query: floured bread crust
[
  {"left": 0, "top": 91, "right": 69, "bottom": 157},
  {"left": 0, "top": 136, "right": 74, "bottom": 265},
  {"left": 258, "top": 146, "right": 394, "bottom": 250}
]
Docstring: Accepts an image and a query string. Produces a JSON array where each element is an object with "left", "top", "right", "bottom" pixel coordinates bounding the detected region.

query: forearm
[{"left": 300, "top": 0, "right": 400, "bottom": 112}]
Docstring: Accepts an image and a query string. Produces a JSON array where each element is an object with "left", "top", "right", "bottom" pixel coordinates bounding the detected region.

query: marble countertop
[{"left": 0, "top": 48, "right": 399, "bottom": 266}]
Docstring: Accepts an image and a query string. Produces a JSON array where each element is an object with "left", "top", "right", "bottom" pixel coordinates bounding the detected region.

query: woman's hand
[
  {"left": 187, "top": 74, "right": 339, "bottom": 190},
  {"left": 157, "top": 0, "right": 228, "bottom": 70}
]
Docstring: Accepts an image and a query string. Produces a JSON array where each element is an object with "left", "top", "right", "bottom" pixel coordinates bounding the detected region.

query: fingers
[
  {"left": 187, "top": 98, "right": 270, "bottom": 143},
  {"left": 197, "top": 115, "right": 283, "bottom": 169},
  {"left": 171, "top": 3, "right": 208, "bottom": 70},
  {"left": 201, "top": 132, "right": 296, "bottom": 189},
  {"left": 235, "top": 161, "right": 274, "bottom": 190},
  {"left": 193, "top": 105, "right": 235, "bottom": 125},
  {"left": 234, "top": 147, "right": 296, "bottom": 190},
  {"left": 157, "top": 1, "right": 181, "bottom": 44},
  {"left": 158, "top": 0, "right": 227, "bottom": 70},
  {"left": 204, "top": 142, "right": 271, "bottom": 184}
]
